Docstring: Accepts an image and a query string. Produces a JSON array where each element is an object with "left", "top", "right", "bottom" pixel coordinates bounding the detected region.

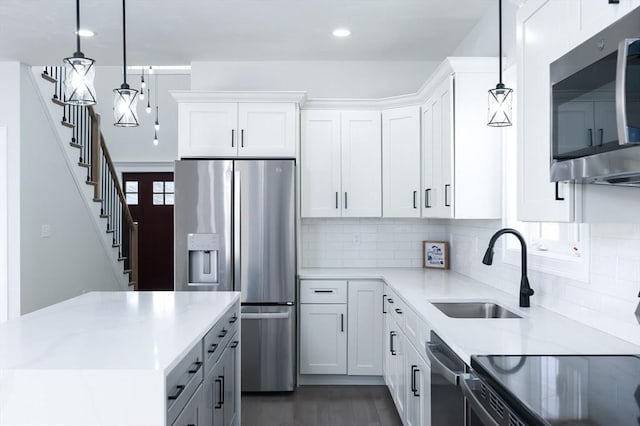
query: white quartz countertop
[
  {"left": 299, "top": 268, "right": 640, "bottom": 363},
  {"left": 0, "top": 291, "right": 240, "bottom": 373}
]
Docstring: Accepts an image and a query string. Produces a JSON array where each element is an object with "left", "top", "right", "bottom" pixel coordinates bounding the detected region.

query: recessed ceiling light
[
  {"left": 332, "top": 28, "right": 351, "bottom": 38},
  {"left": 76, "top": 29, "right": 95, "bottom": 38}
]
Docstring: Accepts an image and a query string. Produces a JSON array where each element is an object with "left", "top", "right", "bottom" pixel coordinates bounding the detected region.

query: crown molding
[{"left": 170, "top": 90, "right": 308, "bottom": 106}]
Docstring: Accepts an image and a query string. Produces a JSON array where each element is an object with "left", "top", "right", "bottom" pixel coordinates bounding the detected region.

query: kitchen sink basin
[{"left": 432, "top": 302, "right": 521, "bottom": 319}]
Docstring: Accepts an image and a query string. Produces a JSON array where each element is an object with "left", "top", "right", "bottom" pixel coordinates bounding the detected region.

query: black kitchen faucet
[{"left": 482, "top": 228, "right": 535, "bottom": 308}]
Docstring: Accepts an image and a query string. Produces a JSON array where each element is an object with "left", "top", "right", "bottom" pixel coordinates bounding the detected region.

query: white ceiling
[{"left": 0, "top": 0, "right": 495, "bottom": 65}]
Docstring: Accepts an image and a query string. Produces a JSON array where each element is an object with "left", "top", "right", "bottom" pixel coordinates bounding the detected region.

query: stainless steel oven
[{"left": 551, "top": 6, "right": 640, "bottom": 185}]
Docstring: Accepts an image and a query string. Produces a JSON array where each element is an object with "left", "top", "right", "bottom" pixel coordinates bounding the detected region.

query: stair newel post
[
  {"left": 131, "top": 222, "right": 139, "bottom": 290},
  {"left": 90, "top": 109, "right": 101, "bottom": 201}
]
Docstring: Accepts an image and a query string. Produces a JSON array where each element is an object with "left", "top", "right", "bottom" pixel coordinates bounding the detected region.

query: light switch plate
[{"left": 41, "top": 224, "right": 51, "bottom": 238}]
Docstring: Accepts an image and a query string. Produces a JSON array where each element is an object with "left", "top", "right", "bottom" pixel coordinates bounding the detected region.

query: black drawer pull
[
  {"left": 231, "top": 341, "right": 239, "bottom": 349},
  {"left": 168, "top": 385, "right": 185, "bottom": 401},
  {"left": 207, "top": 343, "right": 219, "bottom": 354},
  {"left": 390, "top": 331, "right": 397, "bottom": 355},
  {"left": 215, "top": 378, "right": 223, "bottom": 409},
  {"left": 395, "top": 308, "right": 403, "bottom": 315},
  {"left": 411, "top": 365, "right": 420, "bottom": 397},
  {"left": 218, "top": 329, "right": 228, "bottom": 338},
  {"left": 188, "top": 360, "right": 202, "bottom": 374},
  {"left": 382, "top": 294, "right": 387, "bottom": 314},
  {"left": 228, "top": 315, "right": 238, "bottom": 324},
  {"left": 387, "top": 298, "right": 394, "bottom": 304},
  {"left": 314, "top": 290, "right": 334, "bottom": 293}
]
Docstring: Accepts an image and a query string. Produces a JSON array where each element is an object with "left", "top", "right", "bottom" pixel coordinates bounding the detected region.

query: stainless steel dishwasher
[{"left": 426, "top": 331, "right": 484, "bottom": 426}]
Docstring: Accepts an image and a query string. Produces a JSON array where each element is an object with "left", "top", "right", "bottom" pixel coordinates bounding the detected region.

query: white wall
[
  {"left": 191, "top": 61, "right": 440, "bottom": 98},
  {"left": 0, "top": 62, "right": 21, "bottom": 321},
  {"left": 20, "top": 65, "right": 121, "bottom": 314},
  {"left": 86, "top": 67, "right": 189, "bottom": 164}
]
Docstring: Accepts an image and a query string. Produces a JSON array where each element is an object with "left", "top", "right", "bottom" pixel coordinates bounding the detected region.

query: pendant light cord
[
  {"left": 122, "top": 0, "right": 128, "bottom": 87},
  {"left": 75, "top": 0, "right": 81, "bottom": 53},
  {"left": 498, "top": 0, "right": 503, "bottom": 86}
]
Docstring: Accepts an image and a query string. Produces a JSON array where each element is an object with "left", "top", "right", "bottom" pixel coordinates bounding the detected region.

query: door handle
[
  {"left": 344, "top": 192, "right": 348, "bottom": 209},
  {"left": 425, "top": 342, "right": 460, "bottom": 386},
  {"left": 215, "top": 377, "right": 223, "bottom": 408},
  {"left": 413, "top": 191, "right": 417, "bottom": 209},
  {"left": 588, "top": 128, "right": 594, "bottom": 147},
  {"left": 168, "top": 385, "right": 185, "bottom": 401},
  {"left": 395, "top": 308, "right": 403, "bottom": 315},
  {"left": 340, "top": 313, "right": 344, "bottom": 332},
  {"left": 460, "top": 375, "right": 500, "bottom": 426},
  {"left": 599, "top": 128, "right": 604, "bottom": 146},
  {"left": 382, "top": 293, "right": 387, "bottom": 314},
  {"left": 555, "top": 182, "right": 565, "bottom": 201},
  {"left": 240, "top": 129, "right": 245, "bottom": 147},
  {"left": 335, "top": 192, "right": 339, "bottom": 209},
  {"left": 207, "top": 343, "right": 218, "bottom": 354},
  {"left": 231, "top": 129, "right": 235, "bottom": 147},
  {"left": 425, "top": 189, "right": 431, "bottom": 208},
  {"left": 444, "top": 184, "right": 451, "bottom": 207},
  {"left": 314, "top": 289, "right": 334, "bottom": 293},
  {"left": 616, "top": 38, "right": 640, "bottom": 145},
  {"left": 390, "top": 331, "right": 397, "bottom": 355},
  {"left": 188, "top": 360, "right": 202, "bottom": 374},
  {"left": 241, "top": 312, "right": 290, "bottom": 320}
]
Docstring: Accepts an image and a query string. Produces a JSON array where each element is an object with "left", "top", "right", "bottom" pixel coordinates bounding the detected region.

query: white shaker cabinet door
[
  {"left": 433, "top": 78, "right": 454, "bottom": 219},
  {"left": 382, "top": 106, "right": 421, "bottom": 218},
  {"left": 341, "top": 112, "right": 382, "bottom": 218},
  {"left": 299, "top": 304, "right": 347, "bottom": 375},
  {"left": 178, "top": 103, "right": 238, "bottom": 158},
  {"left": 238, "top": 103, "right": 296, "bottom": 157},
  {"left": 405, "top": 343, "right": 430, "bottom": 426},
  {"left": 421, "top": 98, "right": 436, "bottom": 217},
  {"left": 347, "top": 280, "right": 383, "bottom": 375},
  {"left": 301, "top": 111, "right": 342, "bottom": 217},
  {"left": 518, "top": 0, "right": 575, "bottom": 222}
]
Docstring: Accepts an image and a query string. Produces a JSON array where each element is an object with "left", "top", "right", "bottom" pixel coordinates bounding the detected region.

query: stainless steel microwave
[{"left": 550, "top": 7, "right": 640, "bottom": 185}]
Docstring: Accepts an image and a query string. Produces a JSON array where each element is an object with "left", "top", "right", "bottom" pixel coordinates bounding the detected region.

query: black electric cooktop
[{"left": 472, "top": 355, "right": 640, "bottom": 426}]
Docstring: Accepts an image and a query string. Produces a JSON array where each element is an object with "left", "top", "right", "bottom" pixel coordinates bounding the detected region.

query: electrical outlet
[
  {"left": 41, "top": 224, "right": 51, "bottom": 238},
  {"left": 352, "top": 233, "right": 361, "bottom": 244}
]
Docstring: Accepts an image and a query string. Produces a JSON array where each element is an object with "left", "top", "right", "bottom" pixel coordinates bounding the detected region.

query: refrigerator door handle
[
  {"left": 242, "top": 312, "right": 290, "bottom": 320},
  {"left": 234, "top": 170, "right": 241, "bottom": 294}
]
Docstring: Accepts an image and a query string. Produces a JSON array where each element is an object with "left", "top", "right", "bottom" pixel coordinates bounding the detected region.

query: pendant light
[
  {"left": 146, "top": 84, "right": 152, "bottom": 114},
  {"left": 63, "top": 0, "right": 96, "bottom": 105},
  {"left": 154, "top": 73, "right": 160, "bottom": 131},
  {"left": 487, "top": 0, "right": 513, "bottom": 127},
  {"left": 140, "top": 68, "right": 146, "bottom": 88},
  {"left": 113, "top": 0, "right": 139, "bottom": 127}
]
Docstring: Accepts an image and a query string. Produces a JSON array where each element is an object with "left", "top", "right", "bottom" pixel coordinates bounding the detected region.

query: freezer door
[
  {"left": 175, "top": 160, "right": 233, "bottom": 292},
  {"left": 234, "top": 160, "right": 296, "bottom": 303},
  {"left": 241, "top": 305, "right": 296, "bottom": 391}
]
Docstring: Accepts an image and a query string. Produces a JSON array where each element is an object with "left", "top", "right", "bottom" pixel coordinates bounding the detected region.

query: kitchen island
[{"left": 0, "top": 291, "right": 240, "bottom": 426}]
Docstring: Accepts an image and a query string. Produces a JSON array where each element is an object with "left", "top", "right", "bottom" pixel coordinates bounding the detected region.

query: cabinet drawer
[
  {"left": 300, "top": 280, "right": 347, "bottom": 303},
  {"left": 386, "top": 289, "right": 407, "bottom": 326},
  {"left": 204, "top": 304, "right": 239, "bottom": 376},
  {"left": 171, "top": 383, "right": 203, "bottom": 426},
  {"left": 167, "top": 341, "right": 204, "bottom": 425}
]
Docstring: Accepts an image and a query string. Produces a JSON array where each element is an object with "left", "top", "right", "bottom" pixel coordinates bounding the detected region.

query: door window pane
[
  {"left": 125, "top": 181, "right": 139, "bottom": 205},
  {"left": 165, "top": 193, "right": 175, "bottom": 205},
  {"left": 125, "top": 181, "right": 138, "bottom": 193},
  {"left": 153, "top": 181, "right": 164, "bottom": 193},
  {"left": 126, "top": 193, "right": 138, "bottom": 205},
  {"left": 153, "top": 194, "right": 164, "bottom": 205},
  {"left": 165, "top": 181, "right": 174, "bottom": 193}
]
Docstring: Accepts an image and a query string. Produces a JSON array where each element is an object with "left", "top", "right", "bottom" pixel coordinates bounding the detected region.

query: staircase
[{"left": 39, "top": 66, "right": 139, "bottom": 290}]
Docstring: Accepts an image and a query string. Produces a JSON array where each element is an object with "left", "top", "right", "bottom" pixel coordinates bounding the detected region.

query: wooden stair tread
[
  {"left": 61, "top": 121, "right": 74, "bottom": 129},
  {"left": 41, "top": 73, "right": 57, "bottom": 83},
  {"left": 51, "top": 98, "right": 65, "bottom": 107},
  {"left": 78, "top": 162, "right": 90, "bottom": 168}
]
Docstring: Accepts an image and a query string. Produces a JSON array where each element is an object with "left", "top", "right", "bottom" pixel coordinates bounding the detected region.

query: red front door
[{"left": 123, "top": 172, "right": 174, "bottom": 291}]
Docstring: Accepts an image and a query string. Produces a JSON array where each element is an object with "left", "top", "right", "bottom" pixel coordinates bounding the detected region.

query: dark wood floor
[{"left": 241, "top": 385, "right": 402, "bottom": 426}]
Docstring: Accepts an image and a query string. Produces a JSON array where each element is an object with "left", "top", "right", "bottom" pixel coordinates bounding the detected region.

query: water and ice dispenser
[{"left": 187, "top": 233, "right": 219, "bottom": 286}]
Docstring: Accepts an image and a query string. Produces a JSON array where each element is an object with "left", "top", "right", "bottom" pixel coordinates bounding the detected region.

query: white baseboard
[{"left": 298, "top": 375, "right": 385, "bottom": 386}]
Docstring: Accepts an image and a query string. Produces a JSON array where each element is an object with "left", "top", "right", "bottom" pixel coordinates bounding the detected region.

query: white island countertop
[
  {"left": 0, "top": 291, "right": 240, "bottom": 426},
  {"left": 299, "top": 268, "right": 640, "bottom": 363}
]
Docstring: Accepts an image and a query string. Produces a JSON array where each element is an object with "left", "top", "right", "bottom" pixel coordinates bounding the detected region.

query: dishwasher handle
[
  {"left": 425, "top": 342, "right": 461, "bottom": 386},
  {"left": 460, "top": 374, "right": 500, "bottom": 426}
]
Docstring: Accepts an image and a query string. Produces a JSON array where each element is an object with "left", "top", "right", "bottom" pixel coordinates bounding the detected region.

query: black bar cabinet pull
[
  {"left": 188, "top": 360, "right": 202, "bottom": 374},
  {"left": 599, "top": 128, "right": 604, "bottom": 146},
  {"left": 555, "top": 182, "right": 565, "bottom": 201},
  {"left": 445, "top": 184, "right": 451, "bottom": 207},
  {"left": 215, "top": 378, "right": 223, "bottom": 408},
  {"left": 231, "top": 129, "right": 235, "bottom": 147},
  {"left": 411, "top": 366, "right": 420, "bottom": 396},
  {"left": 395, "top": 308, "right": 403, "bottom": 315},
  {"left": 382, "top": 294, "right": 387, "bottom": 314},
  {"left": 229, "top": 315, "right": 238, "bottom": 324},
  {"left": 231, "top": 341, "right": 239, "bottom": 349},
  {"left": 425, "top": 189, "right": 431, "bottom": 208},
  {"left": 390, "top": 331, "right": 397, "bottom": 355},
  {"left": 314, "top": 289, "right": 334, "bottom": 293},
  {"left": 335, "top": 192, "right": 339, "bottom": 209},
  {"left": 241, "top": 129, "right": 245, "bottom": 147},
  {"left": 218, "top": 329, "right": 228, "bottom": 338},
  {"left": 588, "top": 128, "right": 594, "bottom": 146},
  {"left": 413, "top": 191, "right": 417, "bottom": 208},
  {"left": 344, "top": 192, "right": 348, "bottom": 209},
  {"left": 387, "top": 298, "right": 394, "bottom": 304},
  {"left": 207, "top": 343, "right": 218, "bottom": 354},
  {"left": 340, "top": 313, "right": 344, "bottom": 332},
  {"left": 168, "top": 385, "right": 185, "bottom": 401}
]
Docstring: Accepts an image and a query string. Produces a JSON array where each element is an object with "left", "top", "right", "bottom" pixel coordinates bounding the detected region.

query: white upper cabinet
[
  {"left": 178, "top": 103, "right": 238, "bottom": 158},
  {"left": 518, "top": 0, "right": 575, "bottom": 222},
  {"left": 421, "top": 67, "right": 502, "bottom": 219},
  {"left": 237, "top": 103, "right": 296, "bottom": 157},
  {"left": 301, "top": 110, "right": 382, "bottom": 218},
  {"left": 341, "top": 112, "right": 382, "bottom": 218},
  {"left": 301, "top": 111, "right": 342, "bottom": 217},
  {"left": 173, "top": 92, "right": 303, "bottom": 159},
  {"left": 575, "top": 0, "right": 640, "bottom": 40},
  {"left": 382, "top": 106, "right": 421, "bottom": 218}
]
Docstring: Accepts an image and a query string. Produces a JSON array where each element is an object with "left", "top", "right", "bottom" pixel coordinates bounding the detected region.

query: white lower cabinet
[
  {"left": 300, "top": 303, "right": 348, "bottom": 374},
  {"left": 405, "top": 341, "right": 431, "bottom": 426},
  {"left": 173, "top": 384, "right": 204, "bottom": 426},
  {"left": 300, "top": 280, "right": 383, "bottom": 376}
]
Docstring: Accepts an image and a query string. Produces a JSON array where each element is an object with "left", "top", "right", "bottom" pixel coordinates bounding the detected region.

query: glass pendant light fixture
[
  {"left": 146, "top": 85, "right": 152, "bottom": 114},
  {"left": 113, "top": 0, "right": 139, "bottom": 127},
  {"left": 140, "top": 68, "right": 146, "bottom": 88},
  {"left": 63, "top": 0, "right": 96, "bottom": 105},
  {"left": 153, "top": 129, "right": 159, "bottom": 146},
  {"left": 487, "top": 0, "right": 513, "bottom": 127},
  {"left": 154, "top": 73, "right": 160, "bottom": 130}
]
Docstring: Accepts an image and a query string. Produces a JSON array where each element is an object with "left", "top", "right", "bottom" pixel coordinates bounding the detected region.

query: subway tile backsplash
[{"left": 301, "top": 218, "right": 640, "bottom": 346}]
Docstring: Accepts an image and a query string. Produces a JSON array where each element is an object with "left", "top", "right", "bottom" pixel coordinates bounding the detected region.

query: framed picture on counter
[{"left": 423, "top": 241, "right": 449, "bottom": 269}]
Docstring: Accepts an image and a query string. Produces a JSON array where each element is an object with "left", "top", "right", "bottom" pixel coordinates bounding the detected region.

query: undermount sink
[{"left": 432, "top": 302, "right": 521, "bottom": 319}]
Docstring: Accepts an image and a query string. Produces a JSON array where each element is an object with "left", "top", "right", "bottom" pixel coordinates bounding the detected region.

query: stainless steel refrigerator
[{"left": 175, "top": 159, "right": 296, "bottom": 392}]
